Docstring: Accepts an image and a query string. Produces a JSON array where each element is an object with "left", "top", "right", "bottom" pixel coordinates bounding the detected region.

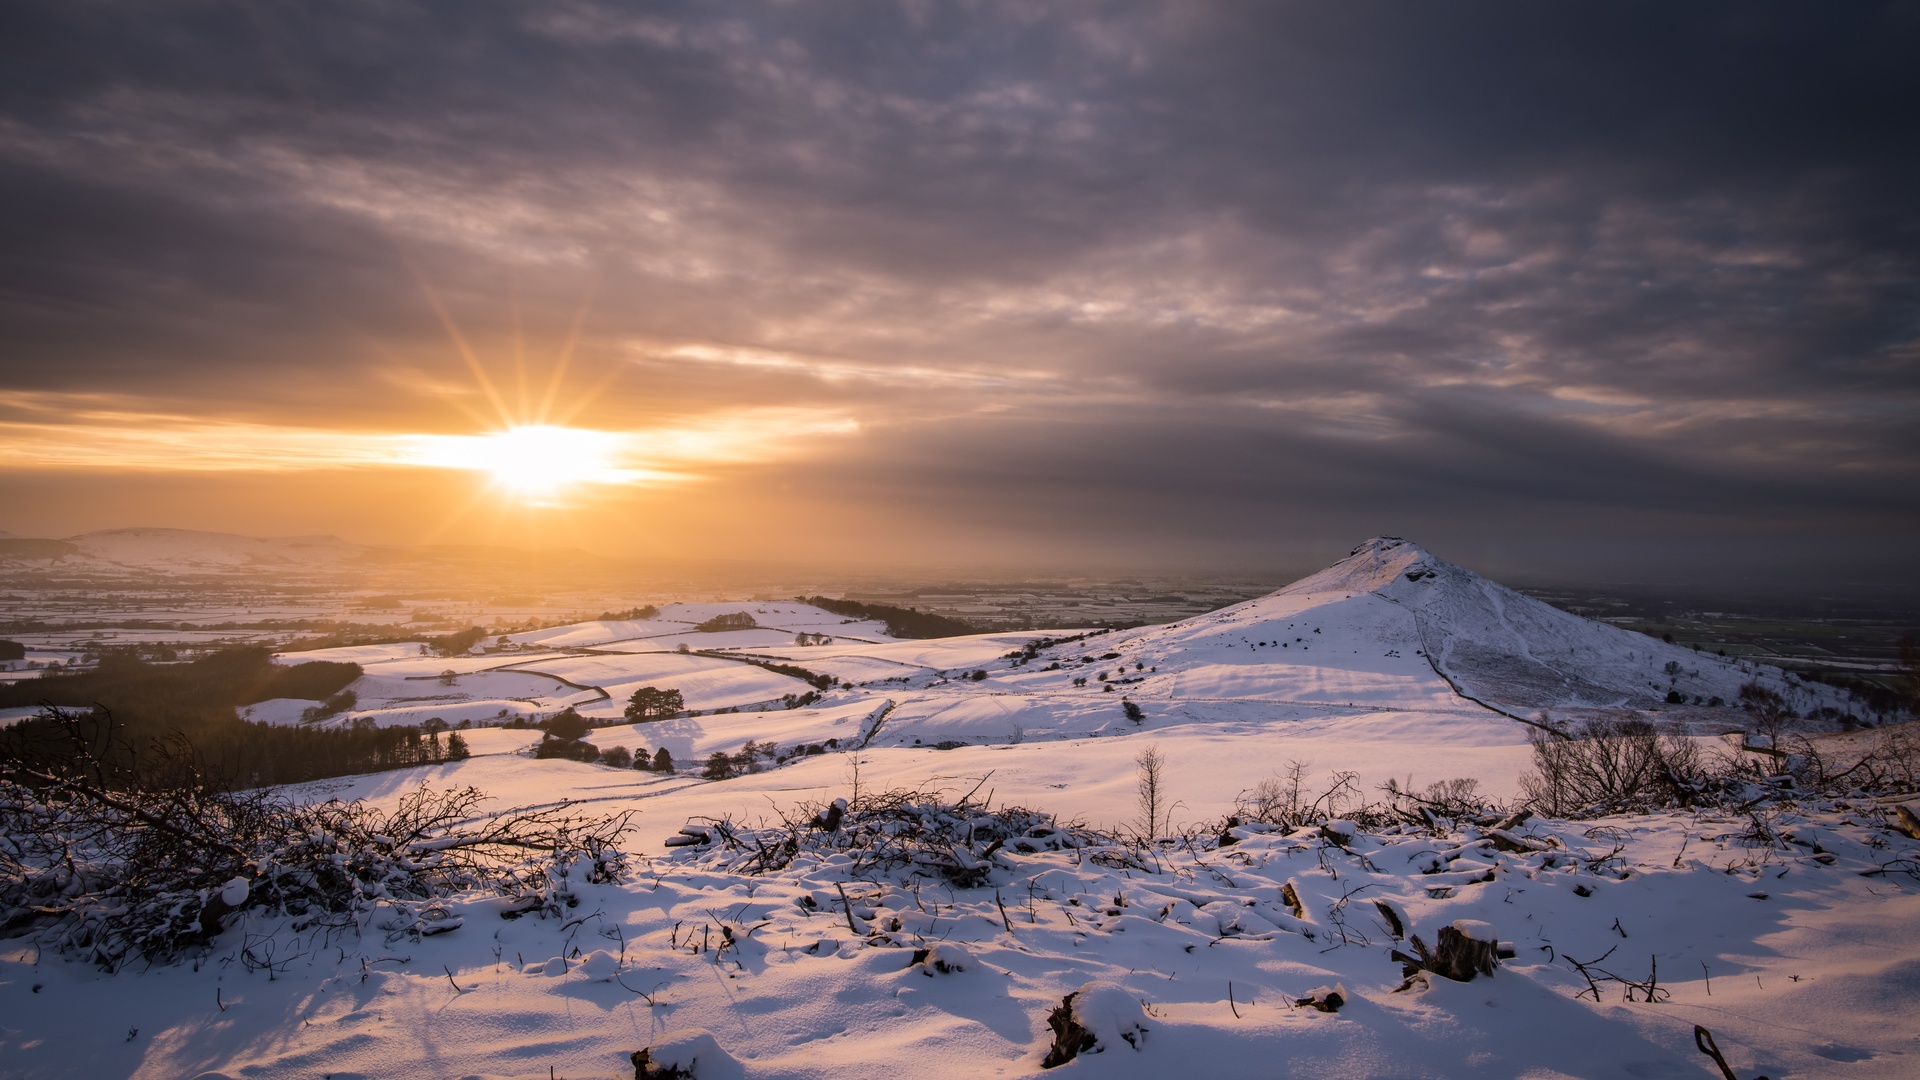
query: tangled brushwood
[
  {"left": 676, "top": 784, "right": 1106, "bottom": 885},
  {"left": 1514, "top": 712, "right": 1920, "bottom": 820},
  {"left": 0, "top": 709, "right": 634, "bottom": 971}
]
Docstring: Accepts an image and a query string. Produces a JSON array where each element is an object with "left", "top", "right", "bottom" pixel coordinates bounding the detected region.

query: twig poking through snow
[
  {"left": 1693, "top": 1025, "right": 1763, "bottom": 1080},
  {"left": 835, "top": 882, "right": 859, "bottom": 935}
]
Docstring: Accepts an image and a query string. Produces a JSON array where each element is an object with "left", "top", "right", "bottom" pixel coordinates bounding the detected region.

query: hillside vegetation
[
  {"left": 0, "top": 649, "right": 467, "bottom": 786},
  {"left": 799, "top": 595, "right": 978, "bottom": 638}
]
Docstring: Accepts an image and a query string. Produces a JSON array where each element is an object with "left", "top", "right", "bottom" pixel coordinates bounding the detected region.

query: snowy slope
[
  {"left": 505, "top": 603, "right": 896, "bottom": 653},
  {"left": 1092, "top": 536, "right": 1844, "bottom": 721},
  {"left": 1315, "top": 537, "right": 1840, "bottom": 715}
]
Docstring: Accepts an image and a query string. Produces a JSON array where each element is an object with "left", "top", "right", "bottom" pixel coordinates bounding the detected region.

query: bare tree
[
  {"left": 1236, "top": 760, "right": 1364, "bottom": 829},
  {"left": 1738, "top": 682, "right": 1794, "bottom": 767},
  {"left": 1135, "top": 745, "right": 1168, "bottom": 840},
  {"left": 1239, "top": 759, "right": 1310, "bottom": 827},
  {"left": 1519, "top": 715, "right": 1706, "bottom": 816}
]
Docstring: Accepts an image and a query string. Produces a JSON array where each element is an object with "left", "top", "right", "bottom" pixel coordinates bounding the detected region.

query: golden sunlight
[
  {"left": 404, "top": 425, "right": 637, "bottom": 502},
  {"left": 1, "top": 388, "right": 860, "bottom": 517}
]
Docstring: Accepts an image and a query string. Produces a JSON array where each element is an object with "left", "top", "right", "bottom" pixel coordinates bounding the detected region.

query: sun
[
  {"left": 409, "top": 425, "right": 630, "bottom": 503},
  {"left": 471, "top": 425, "right": 629, "bottom": 500}
]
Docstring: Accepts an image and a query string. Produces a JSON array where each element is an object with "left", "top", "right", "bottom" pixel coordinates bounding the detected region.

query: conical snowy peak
[
  {"left": 1276, "top": 536, "right": 1437, "bottom": 598},
  {"left": 1110, "top": 537, "right": 1845, "bottom": 722}
]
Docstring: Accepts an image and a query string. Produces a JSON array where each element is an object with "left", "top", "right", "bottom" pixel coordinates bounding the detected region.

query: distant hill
[
  {"left": 0, "top": 527, "right": 619, "bottom": 577},
  {"left": 1121, "top": 536, "right": 1844, "bottom": 719},
  {"left": 0, "top": 538, "right": 81, "bottom": 562},
  {"left": 66, "top": 528, "right": 368, "bottom": 569}
]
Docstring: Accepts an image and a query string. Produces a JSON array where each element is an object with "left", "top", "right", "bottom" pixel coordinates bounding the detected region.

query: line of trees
[
  {"left": 427, "top": 627, "right": 489, "bottom": 656},
  {"left": 6, "top": 706, "right": 468, "bottom": 789},
  {"left": 797, "top": 596, "right": 979, "bottom": 639},
  {"left": 532, "top": 708, "right": 672, "bottom": 772},
  {"left": 597, "top": 605, "right": 659, "bottom": 621},
  {"left": 730, "top": 657, "right": 835, "bottom": 691},
  {"left": 0, "top": 647, "right": 362, "bottom": 721},
  {"left": 0, "top": 648, "right": 476, "bottom": 788}
]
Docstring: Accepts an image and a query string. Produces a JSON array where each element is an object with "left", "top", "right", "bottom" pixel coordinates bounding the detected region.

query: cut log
[
  {"left": 1488, "top": 828, "right": 1548, "bottom": 853},
  {"left": 1492, "top": 806, "right": 1534, "bottom": 832}
]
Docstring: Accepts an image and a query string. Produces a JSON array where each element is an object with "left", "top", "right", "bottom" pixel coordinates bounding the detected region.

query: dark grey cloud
[{"left": 1, "top": 1, "right": 1917, "bottom": 588}]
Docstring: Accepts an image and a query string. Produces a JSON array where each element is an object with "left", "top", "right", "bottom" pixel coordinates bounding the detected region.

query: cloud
[{"left": 0, "top": 1, "right": 1916, "bottom": 585}]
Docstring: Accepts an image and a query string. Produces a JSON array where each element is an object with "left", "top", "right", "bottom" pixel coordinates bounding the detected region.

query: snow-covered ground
[
  {"left": 1, "top": 538, "right": 1908, "bottom": 1079},
  {"left": 4, "top": 752, "right": 1915, "bottom": 1079}
]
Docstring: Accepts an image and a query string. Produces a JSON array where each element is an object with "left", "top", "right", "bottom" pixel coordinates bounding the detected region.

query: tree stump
[
  {"left": 1294, "top": 984, "right": 1346, "bottom": 1012},
  {"left": 1392, "top": 923, "right": 1500, "bottom": 983},
  {"left": 1893, "top": 804, "right": 1920, "bottom": 842},
  {"left": 1040, "top": 992, "right": 1097, "bottom": 1069},
  {"left": 631, "top": 1048, "right": 694, "bottom": 1079}
]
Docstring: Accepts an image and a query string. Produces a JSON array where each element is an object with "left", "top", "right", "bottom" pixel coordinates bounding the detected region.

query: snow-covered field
[
  {"left": 2, "top": 538, "right": 1910, "bottom": 1079},
  {"left": 253, "top": 603, "right": 968, "bottom": 730}
]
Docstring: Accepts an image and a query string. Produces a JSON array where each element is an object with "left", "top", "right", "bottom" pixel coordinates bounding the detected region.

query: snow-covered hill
[
  {"left": 0, "top": 527, "right": 370, "bottom": 573},
  {"left": 269, "top": 539, "right": 1853, "bottom": 762},
  {"left": 1097, "top": 536, "right": 1843, "bottom": 721},
  {"left": 3, "top": 538, "right": 1911, "bottom": 1080}
]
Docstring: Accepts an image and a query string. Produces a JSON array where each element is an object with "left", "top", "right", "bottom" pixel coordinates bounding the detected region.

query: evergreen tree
[
  {"left": 545, "top": 708, "right": 593, "bottom": 741},
  {"left": 624, "top": 686, "right": 685, "bottom": 722}
]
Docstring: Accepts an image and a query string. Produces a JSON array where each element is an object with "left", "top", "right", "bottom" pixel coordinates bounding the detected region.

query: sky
[{"left": 2, "top": 2, "right": 1917, "bottom": 589}]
